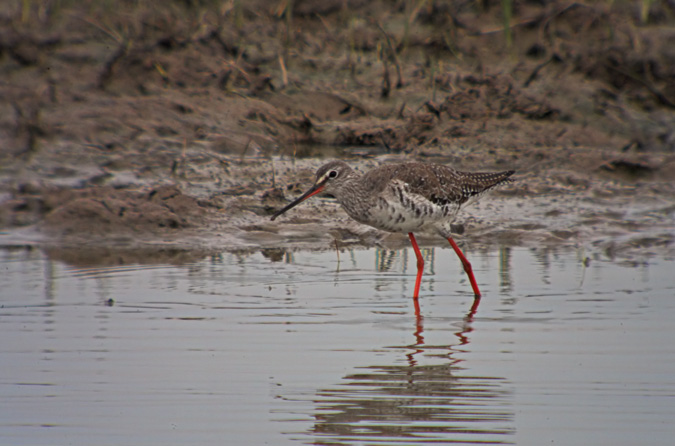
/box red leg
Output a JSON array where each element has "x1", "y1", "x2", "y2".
[
  {"x1": 469, "y1": 295, "x2": 481, "y2": 313},
  {"x1": 408, "y1": 233, "x2": 424, "y2": 305},
  {"x1": 446, "y1": 237, "x2": 482, "y2": 298}
]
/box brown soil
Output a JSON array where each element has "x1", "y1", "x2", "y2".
[{"x1": 1, "y1": 0, "x2": 674, "y2": 261}]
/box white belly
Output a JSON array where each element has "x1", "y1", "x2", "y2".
[{"x1": 344, "y1": 195, "x2": 459, "y2": 234}]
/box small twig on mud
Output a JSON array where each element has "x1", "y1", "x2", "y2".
[
  {"x1": 221, "y1": 52, "x2": 250, "y2": 91},
  {"x1": 200, "y1": 151, "x2": 231, "y2": 170},
  {"x1": 422, "y1": 101, "x2": 441, "y2": 119},
  {"x1": 98, "y1": 40, "x2": 130, "y2": 90},
  {"x1": 381, "y1": 49, "x2": 391, "y2": 98},
  {"x1": 278, "y1": 0, "x2": 293, "y2": 60},
  {"x1": 271, "y1": 159, "x2": 277, "y2": 188},
  {"x1": 374, "y1": 21, "x2": 404, "y2": 88},
  {"x1": 541, "y1": 2, "x2": 595, "y2": 36},
  {"x1": 12, "y1": 101, "x2": 42, "y2": 157},
  {"x1": 240, "y1": 138, "x2": 252, "y2": 161},
  {"x1": 502, "y1": 0, "x2": 513, "y2": 48},
  {"x1": 430, "y1": 57, "x2": 437, "y2": 101},
  {"x1": 471, "y1": 15, "x2": 542, "y2": 36},
  {"x1": 380, "y1": 132, "x2": 393, "y2": 153},
  {"x1": 398, "y1": 102, "x2": 406, "y2": 119},
  {"x1": 154, "y1": 62, "x2": 169, "y2": 84},
  {"x1": 604, "y1": 63, "x2": 675, "y2": 109},
  {"x1": 229, "y1": 55, "x2": 252, "y2": 83},
  {"x1": 278, "y1": 55, "x2": 288, "y2": 88},
  {"x1": 206, "y1": 27, "x2": 240, "y2": 58},
  {"x1": 539, "y1": 2, "x2": 599, "y2": 49},
  {"x1": 523, "y1": 54, "x2": 559, "y2": 87},
  {"x1": 316, "y1": 13, "x2": 332, "y2": 36},
  {"x1": 171, "y1": 139, "x2": 189, "y2": 177},
  {"x1": 330, "y1": 93, "x2": 368, "y2": 116},
  {"x1": 68, "y1": 12, "x2": 124, "y2": 44}
]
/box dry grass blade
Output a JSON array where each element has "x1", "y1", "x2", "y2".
[{"x1": 374, "y1": 21, "x2": 404, "y2": 88}]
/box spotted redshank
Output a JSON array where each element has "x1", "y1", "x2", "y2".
[{"x1": 271, "y1": 160, "x2": 514, "y2": 310}]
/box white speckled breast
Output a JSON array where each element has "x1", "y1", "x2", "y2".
[{"x1": 339, "y1": 180, "x2": 460, "y2": 234}]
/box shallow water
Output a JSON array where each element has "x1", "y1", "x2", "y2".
[{"x1": 1, "y1": 245, "x2": 674, "y2": 446}]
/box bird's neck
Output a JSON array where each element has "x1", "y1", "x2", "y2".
[{"x1": 332, "y1": 173, "x2": 371, "y2": 215}]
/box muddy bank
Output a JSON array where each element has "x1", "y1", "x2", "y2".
[{"x1": 1, "y1": 1, "x2": 674, "y2": 260}]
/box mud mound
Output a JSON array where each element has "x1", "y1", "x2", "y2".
[{"x1": 2, "y1": 185, "x2": 205, "y2": 236}]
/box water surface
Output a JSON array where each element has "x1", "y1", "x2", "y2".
[{"x1": 1, "y1": 245, "x2": 674, "y2": 445}]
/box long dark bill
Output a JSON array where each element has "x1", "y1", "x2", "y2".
[{"x1": 270, "y1": 183, "x2": 325, "y2": 221}]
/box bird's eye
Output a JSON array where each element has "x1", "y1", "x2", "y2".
[{"x1": 328, "y1": 170, "x2": 338, "y2": 179}]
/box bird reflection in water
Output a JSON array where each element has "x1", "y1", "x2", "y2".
[{"x1": 308, "y1": 294, "x2": 513, "y2": 444}]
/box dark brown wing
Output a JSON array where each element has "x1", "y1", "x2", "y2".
[
  {"x1": 454, "y1": 170, "x2": 515, "y2": 204},
  {"x1": 362, "y1": 162, "x2": 514, "y2": 206}
]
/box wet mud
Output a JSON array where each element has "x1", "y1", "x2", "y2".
[{"x1": 1, "y1": 1, "x2": 674, "y2": 260}]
